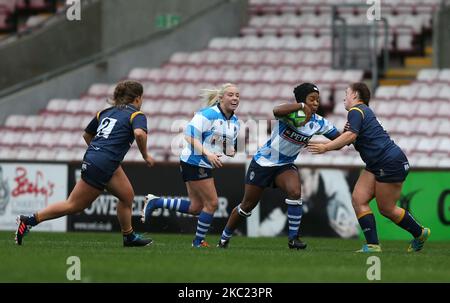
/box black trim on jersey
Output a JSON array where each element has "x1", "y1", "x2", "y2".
[{"x1": 217, "y1": 104, "x2": 235, "y2": 121}]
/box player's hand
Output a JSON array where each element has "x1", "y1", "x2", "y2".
[
  {"x1": 205, "y1": 151, "x2": 223, "y2": 168},
  {"x1": 143, "y1": 154, "x2": 155, "y2": 167},
  {"x1": 225, "y1": 150, "x2": 236, "y2": 157},
  {"x1": 307, "y1": 142, "x2": 328, "y2": 154}
]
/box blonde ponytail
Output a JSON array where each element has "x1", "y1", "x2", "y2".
[{"x1": 200, "y1": 83, "x2": 236, "y2": 107}]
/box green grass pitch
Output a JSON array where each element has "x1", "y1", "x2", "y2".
[{"x1": 1, "y1": 231, "x2": 449, "y2": 283}]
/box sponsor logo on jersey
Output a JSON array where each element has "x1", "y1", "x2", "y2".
[{"x1": 281, "y1": 128, "x2": 310, "y2": 145}]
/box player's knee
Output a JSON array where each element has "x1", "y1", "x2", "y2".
[
  {"x1": 68, "y1": 202, "x2": 84, "y2": 214},
  {"x1": 204, "y1": 200, "x2": 218, "y2": 213},
  {"x1": 189, "y1": 203, "x2": 203, "y2": 215},
  {"x1": 378, "y1": 206, "x2": 395, "y2": 219},
  {"x1": 286, "y1": 188, "x2": 301, "y2": 200},
  {"x1": 237, "y1": 203, "x2": 252, "y2": 218}
]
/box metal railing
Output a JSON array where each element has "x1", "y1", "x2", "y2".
[{"x1": 331, "y1": 4, "x2": 389, "y2": 91}]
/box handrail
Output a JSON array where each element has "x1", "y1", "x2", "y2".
[
  {"x1": 331, "y1": 5, "x2": 347, "y2": 69},
  {"x1": 0, "y1": 0, "x2": 226, "y2": 101}
]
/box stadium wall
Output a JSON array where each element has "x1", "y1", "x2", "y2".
[
  {"x1": 433, "y1": 5, "x2": 450, "y2": 68},
  {"x1": 0, "y1": 0, "x2": 248, "y2": 124}
]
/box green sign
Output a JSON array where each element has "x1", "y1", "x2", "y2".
[
  {"x1": 360, "y1": 171, "x2": 450, "y2": 241},
  {"x1": 155, "y1": 14, "x2": 180, "y2": 29}
]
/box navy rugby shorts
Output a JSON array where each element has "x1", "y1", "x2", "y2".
[
  {"x1": 245, "y1": 159, "x2": 298, "y2": 188},
  {"x1": 180, "y1": 161, "x2": 213, "y2": 182},
  {"x1": 81, "y1": 160, "x2": 114, "y2": 190},
  {"x1": 366, "y1": 151, "x2": 410, "y2": 183}
]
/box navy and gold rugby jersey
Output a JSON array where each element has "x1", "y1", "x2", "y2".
[
  {"x1": 346, "y1": 103, "x2": 404, "y2": 168},
  {"x1": 84, "y1": 104, "x2": 147, "y2": 170}
]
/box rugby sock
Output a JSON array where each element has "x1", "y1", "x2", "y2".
[
  {"x1": 286, "y1": 199, "x2": 303, "y2": 240},
  {"x1": 23, "y1": 213, "x2": 38, "y2": 226},
  {"x1": 287, "y1": 204, "x2": 303, "y2": 240},
  {"x1": 153, "y1": 197, "x2": 190, "y2": 213},
  {"x1": 357, "y1": 212, "x2": 379, "y2": 245},
  {"x1": 193, "y1": 211, "x2": 213, "y2": 246},
  {"x1": 395, "y1": 208, "x2": 422, "y2": 238},
  {"x1": 220, "y1": 226, "x2": 234, "y2": 243},
  {"x1": 123, "y1": 229, "x2": 136, "y2": 242}
]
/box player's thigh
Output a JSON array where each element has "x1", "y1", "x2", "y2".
[
  {"x1": 374, "y1": 181, "x2": 403, "y2": 212},
  {"x1": 106, "y1": 166, "x2": 134, "y2": 204},
  {"x1": 240, "y1": 184, "x2": 265, "y2": 211},
  {"x1": 67, "y1": 179, "x2": 102, "y2": 210},
  {"x1": 352, "y1": 170, "x2": 376, "y2": 205},
  {"x1": 274, "y1": 168, "x2": 301, "y2": 199},
  {"x1": 187, "y1": 178, "x2": 218, "y2": 207}
]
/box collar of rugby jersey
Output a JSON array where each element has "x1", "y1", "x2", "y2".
[{"x1": 216, "y1": 103, "x2": 234, "y2": 120}]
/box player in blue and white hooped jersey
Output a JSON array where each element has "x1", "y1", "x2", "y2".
[
  {"x1": 218, "y1": 83, "x2": 340, "y2": 250},
  {"x1": 142, "y1": 83, "x2": 240, "y2": 248},
  {"x1": 309, "y1": 82, "x2": 430, "y2": 253},
  {"x1": 15, "y1": 81, "x2": 155, "y2": 247}
]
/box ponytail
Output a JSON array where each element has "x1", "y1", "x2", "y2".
[{"x1": 200, "y1": 83, "x2": 236, "y2": 107}]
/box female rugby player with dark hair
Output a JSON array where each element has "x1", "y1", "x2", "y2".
[{"x1": 309, "y1": 82, "x2": 430, "y2": 252}]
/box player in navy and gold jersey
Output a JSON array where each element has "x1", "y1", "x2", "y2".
[
  {"x1": 15, "y1": 80, "x2": 155, "y2": 247},
  {"x1": 309, "y1": 82, "x2": 430, "y2": 253},
  {"x1": 142, "y1": 83, "x2": 240, "y2": 248},
  {"x1": 217, "y1": 83, "x2": 340, "y2": 250}
]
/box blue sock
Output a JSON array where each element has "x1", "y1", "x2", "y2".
[
  {"x1": 358, "y1": 213, "x2": 379, "y2": 245},
  {"x1": 193, "y1": 211, "x2": 214, "y2": 246},
  {"x1": 396, "y1": 209, "x2": 422, "y2": 238},
  {"x1": 154, "y1": 197, "x2": 190, "y2": 213},
  {"x1": 287, "y1": 204, "x2": 303, "y2": 240},
  {"x1": 220, "y1": 226, "x2": 234, "y2": 243}
]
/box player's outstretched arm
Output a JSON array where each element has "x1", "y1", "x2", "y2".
[
  {"x1": 134, "y1": 128, "x2": 155, "y2": 167},
  {"x1": 308, "y1": 131, "x2": 356, "y2": 154}
]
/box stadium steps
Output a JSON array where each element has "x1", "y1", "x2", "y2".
[
  {"x1": 380, "y1": 46, "x2": 433, "y2": 86},
  {"x1": 381, "y1": 68, "x2": 417, "y2": 86},
  {"x1": 379, "y1": 78, "x2": 414, "y2": 86}
]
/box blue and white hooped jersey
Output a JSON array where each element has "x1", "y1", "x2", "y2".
[
  {"x1": 254, "y1": 113, "x2": 338, "y2": 167},
  {"x1": 180, "y1": 104, "x2": 240, "y2": 169}
]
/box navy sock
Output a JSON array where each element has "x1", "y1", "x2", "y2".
[
  {"x1": 24, "y1": 214, "x2": 38, "y2": 226},
  {"x1": 358, "y1": 213, "x2": 379, "y2": 245},
  {"x1": 123, "y1": 231, "x2": 136, "y2": 242},
  {"x1": 396, "y1": 209, "x2": 422, "y2": 238},
  {"x1": 287, "y1": 204, "x2": 303, "y2": 240}
]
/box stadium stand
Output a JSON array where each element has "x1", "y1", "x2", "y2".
[{"x1": 0, "y1": 0, "x2": 61, "y2": 36}]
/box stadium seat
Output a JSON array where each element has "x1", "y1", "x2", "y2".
[
  {"x1": 438, "y1": 69, "x2": 450, "y2": 83},
  {"x1": 416, "y1": 69, "x2": 440, "y2": 83}
]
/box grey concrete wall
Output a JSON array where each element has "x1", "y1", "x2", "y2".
[
  {"x1": 0, "y1": 0, "x2": 102, "y2": 90},
  {"x1": 0, "y1": 0, "x2": 248, "y2": 92},
  {"x1": 0, "y1": 0, "x2": 248, "y2": 124},
  {"x1": 100, "y1": 0, "x2": 224, "y2": 51},
  {"x1": 433, "y1": 6, "x2": 450, "y2": 68}
]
